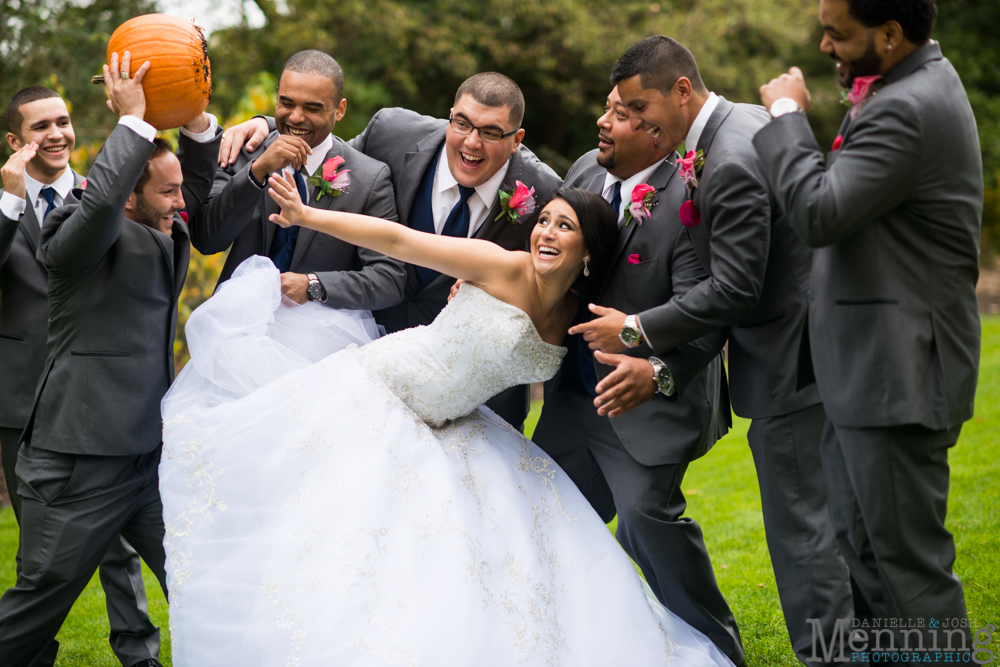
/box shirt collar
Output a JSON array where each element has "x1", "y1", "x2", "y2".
[
  {"x1": 24, "y1": 168, "x2": 75, "y2": 206},
  {"x1": 684, "y1": 91, "x2": 719, "y2": 155},
  {"x1": 435, "y1": 146, "x2": 511, "y2": 209},
  {"x1": 304, "y1": 133, "x2": 334, "y2": 177}
]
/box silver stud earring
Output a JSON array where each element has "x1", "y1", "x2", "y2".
[{"x1": 583, "y1": 258, "x2": 591, "y2": 277}]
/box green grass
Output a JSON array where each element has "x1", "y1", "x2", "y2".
[{"x1": 3, "y1": 320, "x2": 999, "y2": 666}]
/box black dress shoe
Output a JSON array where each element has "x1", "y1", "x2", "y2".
[{"x1": 129, "y1": 660, "x2": 164, "y2": 667}]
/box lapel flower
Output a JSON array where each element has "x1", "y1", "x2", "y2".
[
  {"x1": 494, "y1": 180, "x2": 536, "y2": 223},
  {"x1": 79, "y1": 178, "x2": 88, "y2": 190},
  {"x1": 677, "y1": 149, "x2": 705, "y2": 194},
  {"x1": 623, "y1": 183, "x2": 656, "y2": 227},
  {"x1": 308, "y1": 155, "x2": 351, "y2": 201},
  {"x1": 679, "y1": 200, "x2": 701, "y2": 228},
  {"x1": 831, "y1": 135, "x2": 843, "y2": 151},
  {"x1": 841, "y1": 75, "x2": 883, "y2": 120},
  {"x1": 179, "y1": 211, "x2": 189, "y2": 223}
]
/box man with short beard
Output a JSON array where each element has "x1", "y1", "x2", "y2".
[
  {"x1": 0, "y1": 86, "x2": 161, "y2": 667},
  {"x1": 0, "y1": 52, "x2": 221, "y2": 666},
  {"x1": 757, "y1": 0, "x2": 981, "y2": 653}
]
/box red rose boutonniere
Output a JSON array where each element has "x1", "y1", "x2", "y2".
[
  {"x1": 831, "y1": 135, "x2": 843, "y2": 151},
  {"x1": 308, "y1": 156, "x2": 351, "y2": 201},
  {"x1": 495, "y1": 180, "x2": 537, "y2": 223},
  {"x1": 679, "y1": 200, "x2": 701, "y2": 228},
  {"x1": 677, "y1": 149, "x2": 705, "y2": 195},
  {"x1": 841, "y1": 75, "x2": 884, "y2": 120},
  {"x1": 623, "y1": 183, "x2": 656, "y2": 227}
]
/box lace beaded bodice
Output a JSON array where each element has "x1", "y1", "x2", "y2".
[{"x1": 357, "y1": 284, "x2": 566, "y2": 427}]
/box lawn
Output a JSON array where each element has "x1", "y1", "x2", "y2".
[{"x1": 2, "y1": 318, "x2": 998, "y2": 666}]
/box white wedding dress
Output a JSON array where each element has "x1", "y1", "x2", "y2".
[{"x1": 160, "y1": 256, "x2": 733, "y2": 667}]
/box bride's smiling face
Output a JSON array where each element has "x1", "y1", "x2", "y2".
[{"x1": 530, "y1": 199, "x2": 589, "y2": 280}]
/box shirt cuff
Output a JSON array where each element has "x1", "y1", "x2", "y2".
[
  {"x1": 179, "y1": 113, "x2": 219, "y2": 143},
  {"x1": 0, "y1": 191, "x2": 27, "y2": 221},
  {"x1": 247, "y1": 161, "x2": 266, "y2": 189},
  {"x1": 118, "y1": 115, "x2": 157, "y2": 142},
  {"x1": 635, "y1": 314, "x2": 652, "y2": 349}
]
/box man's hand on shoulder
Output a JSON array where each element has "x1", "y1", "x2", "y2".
[
  {"x1": 1, "y1": 143, "x2": 38, "y2": 199},
  {"x1": 280, "y1": 271, "x2": 310, "y2": 304},
  {"x1": 592, "y1": 351, "x2": 657, "y2": 418},
  {"x1": 221, "y1": 117, "x2": 272, "y2": 167},
  {"x1": 250, "y1": 135, "x2": 312, "y2": 185},
  {"x1": 103, "y1": 50, "x2": 151, "y2": 120}
]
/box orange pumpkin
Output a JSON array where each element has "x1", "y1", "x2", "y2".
[{"x1": 107, "y1": 14, "x2": 212, "y2": 130}]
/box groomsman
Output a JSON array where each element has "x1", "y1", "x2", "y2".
[
  {"x1": 756, "y1": 0, "x2": 980, "y2": 652},
  {"x1": 0, "y1": 54, "x2": 221, "y2": 667},
  {"x1": 0, "y1": 86, "x2": 159, "y2": 666},
  {"x1": 222, "y1": 72, "x2": 562, "y2": 429},
  {"x1": 580, "y1": 37, "x2": 852, "y2": 666},
  {"x1": 533, "y1": 86, "x2": 740, "y2": 664},
  {"x1": 191, "y1": 50, "x2": 405, "y2": 311}
]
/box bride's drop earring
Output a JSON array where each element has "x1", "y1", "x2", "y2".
[{"x1": 583, "y1": 257, "x2": 591, "y2": 277}]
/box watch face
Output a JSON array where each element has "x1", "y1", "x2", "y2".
[
  {"x1": 621, "y1": 327, "x2": 640, "y2": 346},
  {"x1": 307, "y1": 281, "x2": 323, "y2": 300}
]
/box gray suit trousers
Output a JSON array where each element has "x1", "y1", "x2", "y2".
[
  {"x1": 0, "y1": 428, "x2": 158, "y2": 667},
  {"x1": 0, "y1": 443, "x2": 167, "y2": 667},
  {"x1": 747, "y1": 405, "x2": 852, "y2": 666},
  {"x1": 821, "y1": 420, "x2": 970, "y2": 657},
  {"x1": 532, "y1": 389, "x2": 743, "y2": 665}
]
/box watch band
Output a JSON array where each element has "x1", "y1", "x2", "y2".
[
  {"x1": 769, "y1": 97, "x2": 803, "y2": 118},
  {"x1": 648, "y1": 357, "x2": 676, "y2": 397},
  {"x1": 306, "y1": 273, "x2": 326, "y2": 301}
]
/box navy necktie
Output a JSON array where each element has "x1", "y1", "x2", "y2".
[
  {"x1": 268, "y1": 170, "x2": 306, "y2": 272},
  {"x1": 610, "y1": 181, "x2": 622, "y2": 223},
  {"x1": 40, "y1": 187, "x2": 56, "y2": 221},
  {"x1": 415, "y1": 184, "x2": 476, "y2": 288}
]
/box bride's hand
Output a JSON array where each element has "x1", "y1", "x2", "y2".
[{"x1": 268, "y1": 173, "x2": 305, "y2": 228}]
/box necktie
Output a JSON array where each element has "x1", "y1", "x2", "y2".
[
  {"x1": 610, "y1": 181, "x2": 622, "y2": 223},
  {"x1": 416, "y1": 185, "x2": 476, "y2": 288},
  {"x1": 40, "y1": 187, "x2": 56, "y2": 221},
  {"x1": 294, "y1": 170, "x2": 309, "y2": 205},
  {"x1": 268, "y1": 170, "x2": 306, "y2": 272}
]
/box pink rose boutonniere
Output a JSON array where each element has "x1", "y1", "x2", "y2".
[
  {"x1": 679, "y1": 200, "x2": 701, "y2": 229},
  {"x1": 841, "y1": 75, "x2": 883, "y2": 120},
  {"x1": 831, "y1": 135, "x2": 843, "y2": 151},
  {"x1": 495, "y1": 180, "x2": 536, "y2": 223},
  {"x1": 677, "y1": 149, "x2": 705, "y2": 195},
  {"x1": 309, "y1": 156, "x2": 351, "y2": 201},
  {"x1": 79, "y1": 178, "x2": 88, "y2": 190},
  {"x1": 623, "y1": 183, "x2": 656, "y2": 227}
]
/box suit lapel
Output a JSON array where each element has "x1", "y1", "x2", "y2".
[
  {"x1": 398, "y1": 131, "x2": 445, "y2": 224},
  {"x1": 171, "y1": 222, "x2": 190, "y2": 296},
  {"x1": 18, "y1": 203, "x2": 40, "y2": 254},
  {"x1": 289, "y1": 139, "x2": 350, "y2": 272},
  {"x1": 696, "y1": 97, "x2": 735, "y2": 156},
  {"x1": 475, "y1": 152, "x2": 521, "y2": 243},
  {"x1": 686, "y1": 99, "x2": 734, "y2": 274}
]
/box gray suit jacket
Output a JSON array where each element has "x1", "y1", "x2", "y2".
[
  {"x1": 754, "y1": 42, "x2": 982, "y2": 430},
  {"x1": 552, "y1": 151, "x2": 729, "y2": 465},
  {"x1": 0, "y1": 170, "x2": 84, "y2": 429},
  {"x1": 640, "y1": 98, "x2": 821, "y2": 420},
  {"x1": 347, "y1": 107, "x2": 563, "y2": 333},
  {"x1": 26, "y1": 123, "x2": 222, "y2": 455},
  {"x1": 190, "y1": 131, "x2": 406, "y2": 310}
]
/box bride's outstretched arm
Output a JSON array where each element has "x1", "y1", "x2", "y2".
[{"x1": 268, "y1": 173, "x2": 523, "y2": 286}]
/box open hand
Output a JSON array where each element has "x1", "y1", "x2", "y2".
[
  {"x1": 592, "y1": 351, "x2": 657, "y2": 417},
  {"x1": 1, "y1": 142, "x2": 39, "y2": 199},
  {"x1": 103, "y1": 51, "x2": 151, "y2": 119},
  {"x1": 759, "y1": 67, "x2": 811, "y2": 113},
  {"x1": 251, "y1": 135, "x2": 311, "y2": 184},
  {"x1": 267, "y1": 172, "x2": 306, "y2": 228},
  {"x1": 220, "y1": 116, "x2": 271, "y2": 167},
  {"x1": 567, "y1": 304, "x2": 629, "y2": 353}
]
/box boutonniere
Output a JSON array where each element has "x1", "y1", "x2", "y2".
[
  {"x1": 494, "y1": 180, "x2": 536, "y2": 223},
  {"x1": 79, "y1": 178, "x2": 88, "y2": 190},
  {"x1": 623, "y1": 183, "x2": 656, "y2": 227},
  {"x1": 677, "y1": 149, "x2": 705, "y2": 195},
  {"x1": 831, "y1": 135, "x2": 844, "y2": 151},
  {"x1": 841, "y1": 75, "x2": 884, "y2": 120},
  {"x1": 308, "y1": 156, "x2": 351, "y2": 201},
  {"x1": 679, "y1": 200, "x2": 701, "y2": 228}
]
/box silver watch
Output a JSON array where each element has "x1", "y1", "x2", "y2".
[
  {"x1": 306, "y1": 273, "x2": 326, "y2": 301},
  {"x1": 769, "y1": 97, "x2": 803, "y2": 118},
  {"x1": 648, "y1": 357, "x2": 676, "y2": 396},
  {"x1": 619, "y1": 314, "x2": 643, "y2": 348}
]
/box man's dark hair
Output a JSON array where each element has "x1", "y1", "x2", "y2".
[
  {"x1": 454, "y1": 72, "x2": 525, "y2": 128},
  {"x1": 134, "y1": 137, "x2": 175, "y2": 195},
  {"x1": 610, "y1": 36, "x2": 708, "y2": 96},
  {"x1": 279, "y1": 50, "x2": 345, "y2": 103},
  {"x1": 844, "y1": 0, "x2": 937, "y2": 43},
  {"x1": 6, "y1": 86, "x2": 61, "y2": 138}
]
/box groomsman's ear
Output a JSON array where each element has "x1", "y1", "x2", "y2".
[
  {"x1": 334, "y1": 98, "x2": 348, "y2": 123},
  {"x1": 509, "y1": 128, "x2": 525, "y2": 155}
]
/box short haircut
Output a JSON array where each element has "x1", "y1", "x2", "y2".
[
  {"x1": 454, "y1": 72, "x2": 525, "y2": 128},
  {"x1": 134, "y1": 137, "x2": 175, "y2": 195},
  {"x1": 610, "y1": 36, "x2": 708, "y2": 96},
  {"x1": 279, "y1": 50, "x2": 345, "y2": 103},
  {"x1": 844, "y1": 0, "x2": 937, "y2": 43},
  {"x1": 6, "y1": 86, "x2": 61, "y2": 138}
]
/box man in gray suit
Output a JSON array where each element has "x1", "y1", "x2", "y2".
[
  {"x1": 756, "y1": 0, "x2": 980, "y2": 652},
  {"x1": 223, "y1": 73, "x2": 560, "y2": 428},
  {"x1": 580, "y1": 37, "x2": 852, "y2": 666},
  {"x1": 532, "y1": 85, "x2": 740, "y2": 664},
  {"x1": 0, "y1": 86, "x2": 159, "y2": 666},
  {"x1": 191, "y1": 50, "x2": 405, "y2": 311},
  {"x1": 0, "y1": 54, "x2": 221, "y2": 667}
]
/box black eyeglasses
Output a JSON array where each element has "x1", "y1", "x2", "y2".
[{"x1": 448, "y1": 115, "x2": 519, "y2": 143}]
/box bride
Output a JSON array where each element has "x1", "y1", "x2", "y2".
[{"x1": 159, "y1": 175, "x2": 734, "y2": 667}]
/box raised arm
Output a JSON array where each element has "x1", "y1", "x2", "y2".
[{"x1": 267, "y1": 172, "x2": 521, "y2": 286}]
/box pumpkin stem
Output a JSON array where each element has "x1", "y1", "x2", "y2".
[{"x1": 91, "y1": 75, "x2": 105, "y2": 84}]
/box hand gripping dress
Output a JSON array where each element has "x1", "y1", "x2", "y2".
[{"x1": 159, "y1": 257, "x2": 733, "y2": 667}]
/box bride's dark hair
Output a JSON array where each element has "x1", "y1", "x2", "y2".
[{"x1": 545, "y1": 187, "x2": 618, "y2": 297}]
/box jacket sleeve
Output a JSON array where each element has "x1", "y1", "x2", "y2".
[{"x1": 176, "y1": 125, "x2": 224, "y2": 225}]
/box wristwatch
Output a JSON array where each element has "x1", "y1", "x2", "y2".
[
  {"x1": 648, "y1": 357, "x2": 676, "y2": 396},
  {"x1": 306, "y1": 273, "x2": 326, "y2": 301},
  {"x1": 769, "y1": 97, "x2": 803, "y2": 118},
  {"x1": 619, "y1": 314, "x2": 643, "y2": 348}
]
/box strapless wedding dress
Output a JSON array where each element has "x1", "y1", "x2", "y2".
[{"x1": 159, "y1": 256, "x2": 733, "y2": 667}]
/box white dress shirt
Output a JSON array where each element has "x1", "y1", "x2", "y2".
[
  {"x1": 601, "y1": 156, "x2": 671, "y2": 228},
  {"x1": 683, "y1": 92, "x2": 719, "y2": 155},
  {"x1": 431, "y1": 148, "x2": 510, "y2": 238}
]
